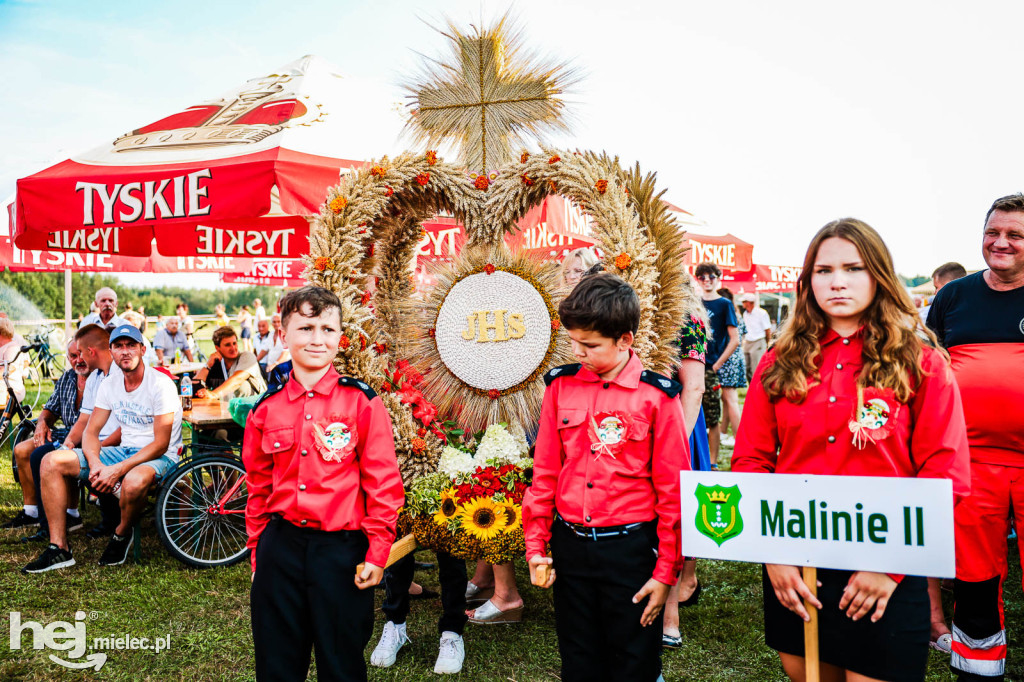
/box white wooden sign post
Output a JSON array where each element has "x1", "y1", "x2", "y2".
[{"x1": 681, "y1": 471, "x2": 955, "y2": 682}]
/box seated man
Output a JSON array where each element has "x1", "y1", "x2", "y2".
[
  {"x1": 2, "y1": 340, "x2": 89, "y2": 532},
  {"x1": 194, "y1": 326, "x2": 267, "y2": 399},
  {"x1": 152, "y1": 315, "x2": 193, "y2": 365},
  {"x1": 0, "y1": 317, "x2": 29, "y2": 408},
  {"x1": 22, "y1": 324, "x2": 183, "y2": 573}
]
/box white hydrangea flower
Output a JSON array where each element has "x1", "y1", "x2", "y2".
[
  {"x1": 438, "y1": 445, "x2": 479, "y2": 477},
  {"x1": 475, "y1": 424, "x2": 526, "y2": 464}
]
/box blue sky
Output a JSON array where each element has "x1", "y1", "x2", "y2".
[{"x1": 2, "y1": 0, "x2": 1022, "y2": 287}]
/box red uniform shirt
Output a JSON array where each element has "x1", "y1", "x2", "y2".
[
  {"x1": 732, "y1": 329, "x2": 971, "y2": 500},
  {"x1": 523, "y1": 351, "x2": 691, "y2": 585},
  {"x1": 243, "y1": 369, "x2": 405, "y2": 571}
]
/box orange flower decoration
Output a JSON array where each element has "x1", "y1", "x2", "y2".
[
  {"x1": 417, "y1": 428, "x2": 427, "y2": 437},
  {"x1": 474, "y1": 175, "x2": 489, "y2": 190},
  {"x1": 361, "y1": 290, "x2": 371, "y2": 306},
  {"x1": 548, "y1": 155, "x2": 560, "y2": 164},
  {"x1": 382, "y1": 381, "x2": 393, "y2": 392},
  {"x1": 428, "y1": 328, "x2": 436, "y2": 338},
  {"x1": 520, "y1": 152, "x2": 529, "y2": 163},
  {"x1": 595, "y1": 179, "x2": 608, "y2": 195},
  {"x1": 522, "y1": 173, "x2": 534, "y2": 186},
  {"x1": 549, "y1": 180, "x2": 557, "y2": 192},
  {"x1": 551, "y1": 320, "x2": 561, "y2": 331},
  {"x1": 484, "y1": 263, "x2": 496, "y2": 275},
  {"x1": 415, "y1": 173, "x2": 430, "y2": 186},
  {"x1": 367, "y1": 243, "x2": 375, "y2": 257},
  {"x1": 370, "y1": 166, "x2": 386, "y2": 178},
  {"x1": 425, "y1": 150, "x2": 438, "y2": 165},
  {"x1": 314, "y1": 257, "x2": 332, "y2": 271},
  {"x1": 340, "y1": 335, "x2": 351, "y2": 350},
  {"x1": 385, "y1": 186, "x2": 394, "y2": 197},
  {"x1": 360, "y1": 335, "x2": 368, "y2": 351},
  {"x1": 412, "y1": 437, "x2": 427, "y2": 454},
  {"x1": 487, "y1": 389, "x2": 500, "y2": 400},
  {"x1": 615, "y1": 253, "x2": 632, "y2": 270},
  {"x1": 374, "y1": 342, "x2": 388, "y2": 354},
  {"x1": 329, "y1": 197, "x2": 347, "y2": 213}
]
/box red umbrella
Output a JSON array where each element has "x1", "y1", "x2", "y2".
[{"x1": 12, "y1": 55, "x2": 363, "y2": 260}]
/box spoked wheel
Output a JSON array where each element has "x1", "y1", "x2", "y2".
[
  {"x1": 23, "y1": 366, "x2": 42, "y2": 409},
  {"x1": 8, "y1": 419, "x2": 35, "y2": 483},
  {"x1": 155, "y1": 455, "x2": 249, "y2": 568}
]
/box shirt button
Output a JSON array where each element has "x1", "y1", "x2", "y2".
[
  {"x1": 562, "y1": 418, "x2": 569, "y2": 424},
  {"x1": 299, "y1": 484, "x2": 306, "y2": 491},
  {"x1": 307, "y1": 392, "x2": 314, "y2": 398},
  {"x1": 602, "y1": 382, "x2": 610, "y2": 389},
  {"x1": 836, "y1": 363, "x2": 843, "y2": 370},
  {"x1": 828, "y1": 397, "x2": 836, "y2": 403},
  {"x1": 306, "y1": 414, "x2": 312, "y2": 420},
  {"x1": 273, "y1": 442, "x2": 281, "y2": 448},
  {"x1": 585, "y1": 515, "x2": 592, "y2": 522},
  {"x1": 828, "y1": 436, "x2": 836, "y2": 443},
  {"x1": 587, "y1": 482, "x2": 593, "y2": 488},
  {"x1": 301, "y1": 449, "x2": 308, "y2": 456},
  {"x1": 300, "y1": 519, "x2": 308, "y2": 526},
  {"x1": 842, "y1": 338, "x2": 850, "y2": 345}
]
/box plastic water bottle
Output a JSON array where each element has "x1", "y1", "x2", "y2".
[
  {"x1": 180, "y1": 373, "x2": 193, "y2": 411},
  {"x1": 174, "y1": 347, "x2": 182, "y2": 365}
]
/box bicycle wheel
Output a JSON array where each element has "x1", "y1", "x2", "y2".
[
  {"x1": 8, "y1": 419, "x2": 34, "y2": 484},
  {"x1": 155, "y1": 455, "x2": 249, "y2": 568},
  {"x1": 22, "y1": 367, "x2": 42, "y2": 410},
  {"x1": 46, "y1": 350, "x2": 65, "y2": 378}
]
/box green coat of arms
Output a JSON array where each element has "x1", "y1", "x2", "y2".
[{"x1": 694, "y1": 483, "x2": 743, "y2": 546}]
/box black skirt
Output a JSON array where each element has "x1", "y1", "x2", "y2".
[{"x1": 761, "y1": 567, "x2": 929, "y2": 682}]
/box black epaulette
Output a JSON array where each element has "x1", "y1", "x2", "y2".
[
  {"x1": 639, "y1": 370, "x2": 682, "y2": 398},
  {"x1": 339, "y1": 376, "x2": 377, "y2": 400},
  {"x1": 543, "y1": 363, "x2": 582, "y2": 386},
  {"x1": 251, "y1": 381, "x2": 287, "y2": 414}
]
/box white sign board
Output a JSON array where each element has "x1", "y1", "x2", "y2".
[{"x1": 680, "y1": 471, "x2": 955, "y2": 578}]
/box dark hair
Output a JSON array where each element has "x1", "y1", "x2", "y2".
[
  {"x1": 279, "y1": 286, "x2": 342, "y2": 328},
  {"x1": 985, "y1": 193, "x2": 1024, "y2": 225},
  {"x1": 716, "y1": 287, "x2": 734, "y2": 302},
  {"x1": 583, "y1": 263, "x2": 605, "y2": 277},
  {"x1": 212, "y1": 326, "x2": 237, "y2": 347},
  {"x1": 176, "y1": 303, "x2": 188, "y2": 312},
  {"x1": 557, "y1": 273, "x2": 639, "y2": 339},
  {"x1": 694, "y1": 262, "x2": 722, "y2": 279},
  {"x1": 74, "y1": 323, "x2": 110, "y2": 350},
  {"x1": 931, "y1": 262, "x2": 967, "y2": 284}
]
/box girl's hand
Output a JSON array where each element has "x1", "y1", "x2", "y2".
[
  {"x1": 839, "y1": 571, "x2": 897, "y2": 622},
  {"x1": 765, "y1": 564, "x2": 822, "y2": 622}
]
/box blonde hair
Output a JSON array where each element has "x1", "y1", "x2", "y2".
[
  {"x1": 680, "y1": 273, "x2": 709, "y2": 331},
  {"x1": 762, "y1": 218, "x2": 944, "y2": 403},
  {"x1": 561, "y1": 247, "x2": 599, "y2": 285}
]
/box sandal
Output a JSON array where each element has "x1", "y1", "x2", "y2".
[
  {"x1": 465, "y1": 581, "x2": 494, "y2": 606},
  {"x1": 662, "y1": 632, "x2": 682, "y2": 649},
  {"x1": 467, "y1": 599, "x2": 523, "y2": 624},
  {"x1": 929, "y1": 633, "x2": 952, "y2": 654}
]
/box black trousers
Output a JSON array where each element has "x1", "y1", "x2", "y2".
[
  {"x1": 550, "y1": 520, "x2": 662, "y2": 682},
  {"x1": 250, "y1": 517, "x2": 374, "y2": 682},
  {"x1": 382, "y1": 550, "x2": 468, "y2": 635}
]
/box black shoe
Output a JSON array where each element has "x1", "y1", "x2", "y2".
[
  {"x1": 66, "y1": 513, "x2": 83, "y2": 533},
  {"x1": 1, "y1": 510, "x2": 40, "y2": 529},
  {"x1": 86, "y1": 523, "x2": 116, "y2": 539},
  {"x1": 22, "y1": 543, "x2": 75, "y2": 574},
  {"x1": 680, "y1": 580, "x2": 702, "y2": 607},
  {"x1": 19, "y1": 529, "x2": 48, "y2": 544},
  {"x1": 98, "y1": 529, "x2": 133, "y2": 566}
]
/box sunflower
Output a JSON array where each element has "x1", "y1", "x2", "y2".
[
  {"x1": 461, "y1": 497, "x2": 508, "y2": 541},
  {"x1": 499, "y1": 503, "x2": 522, "y2": 532},
  {"x1": 433, "y1": 488, "x2": 463, "y2": 526}
]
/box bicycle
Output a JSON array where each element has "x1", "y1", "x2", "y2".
[
  {"x1": 154, "y1": 443, "x2": 249, "y2": 568},
  {"x1": 186, "y1": 321, "x2": 212, "y2": 365},
  {"x1": 25, "y1": 324, "x2": 65, "y2": 381},
  {"x1": 1, "y1": 347, "x2": 37, "y2": 481}
]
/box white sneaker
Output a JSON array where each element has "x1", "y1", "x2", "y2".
[
  {"x1": 370, "y1": 621, "x2": 409, "y2": 668},
  {"x1": 433, "y1": 631, "x2": 465, "y2": 674}
]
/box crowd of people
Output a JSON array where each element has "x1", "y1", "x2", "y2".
[{"x1": 1, "y1": 192, "x2": 1022, "y2": 682}]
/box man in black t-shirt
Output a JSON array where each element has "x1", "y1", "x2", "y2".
[{"x1": 694, "y1": 262, "x2": 739, "y2": 464}]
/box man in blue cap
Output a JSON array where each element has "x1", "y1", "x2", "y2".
[{"x1": 22, "y1": 324, "x2": 183, "y2": 573}]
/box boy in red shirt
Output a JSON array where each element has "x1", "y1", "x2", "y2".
[
  {"x1": 524, "y1": 273, "x2": 690, "y2": 682},
  {"x1": 244, "y1": 286, "x2": 405, "y2": 682}
]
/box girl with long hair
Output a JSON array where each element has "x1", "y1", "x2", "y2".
[{"x1": 732, "y1": 218, "x2": 970, "y2": 682}]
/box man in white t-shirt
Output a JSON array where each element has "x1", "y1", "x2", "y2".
[
  {"x1": 79, "y1": 287, "x2": 128, "y2": 331},
  {"x1": 0, "y1": 317, "x2": 29, "y2": 407},
  {"x1": 740, "y1": 293, "x2": 772, "y2": 382},
  {"x1": 253, "y1": 298, "x2": 267, "y2": 325},
  {"x1": 252, "y1": 318, "x2": 275, "y2": 376},
  {"x1": 23, "y1": 324, "x2": 182, "y2": 573}
]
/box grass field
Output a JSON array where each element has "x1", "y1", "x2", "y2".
[{"x1": 1, "y1": 385, "x2": 1022, "y2": 680}]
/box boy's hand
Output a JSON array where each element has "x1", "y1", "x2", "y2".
[
  {"x1": 633, "y1": 578, "x2": 671, "y2": 627},
  {"x1": 528, "y1": 555, "x2": 555, "y2": 588},
  {"x1": 839, "y1": 571, "x2": 897, "y2": 622},
  {"x1": 355, "y1": 562, "x2": 383, "y2": 589},
  {"x1": 251, "y1": 572, "x2": 255, "y2": 584}
]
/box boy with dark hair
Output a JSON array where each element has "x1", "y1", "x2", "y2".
[
  {"x1": 524, "y1": 273, "x2": 690, "y2": 682},
  {"x1": 244, "y1": 285, "x2": 405, "y2": 682}
]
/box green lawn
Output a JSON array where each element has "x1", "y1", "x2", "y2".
[{"x1": 1, "y1": 390, "x2": 1022, "y2": 680}]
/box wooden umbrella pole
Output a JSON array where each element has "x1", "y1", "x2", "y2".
[
  {"x1": 356, "y1": 533, "x2": 418, "y2": 575},
  {"x1": 803, "y1": 566, "x2": 820, "y2": 682}
]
